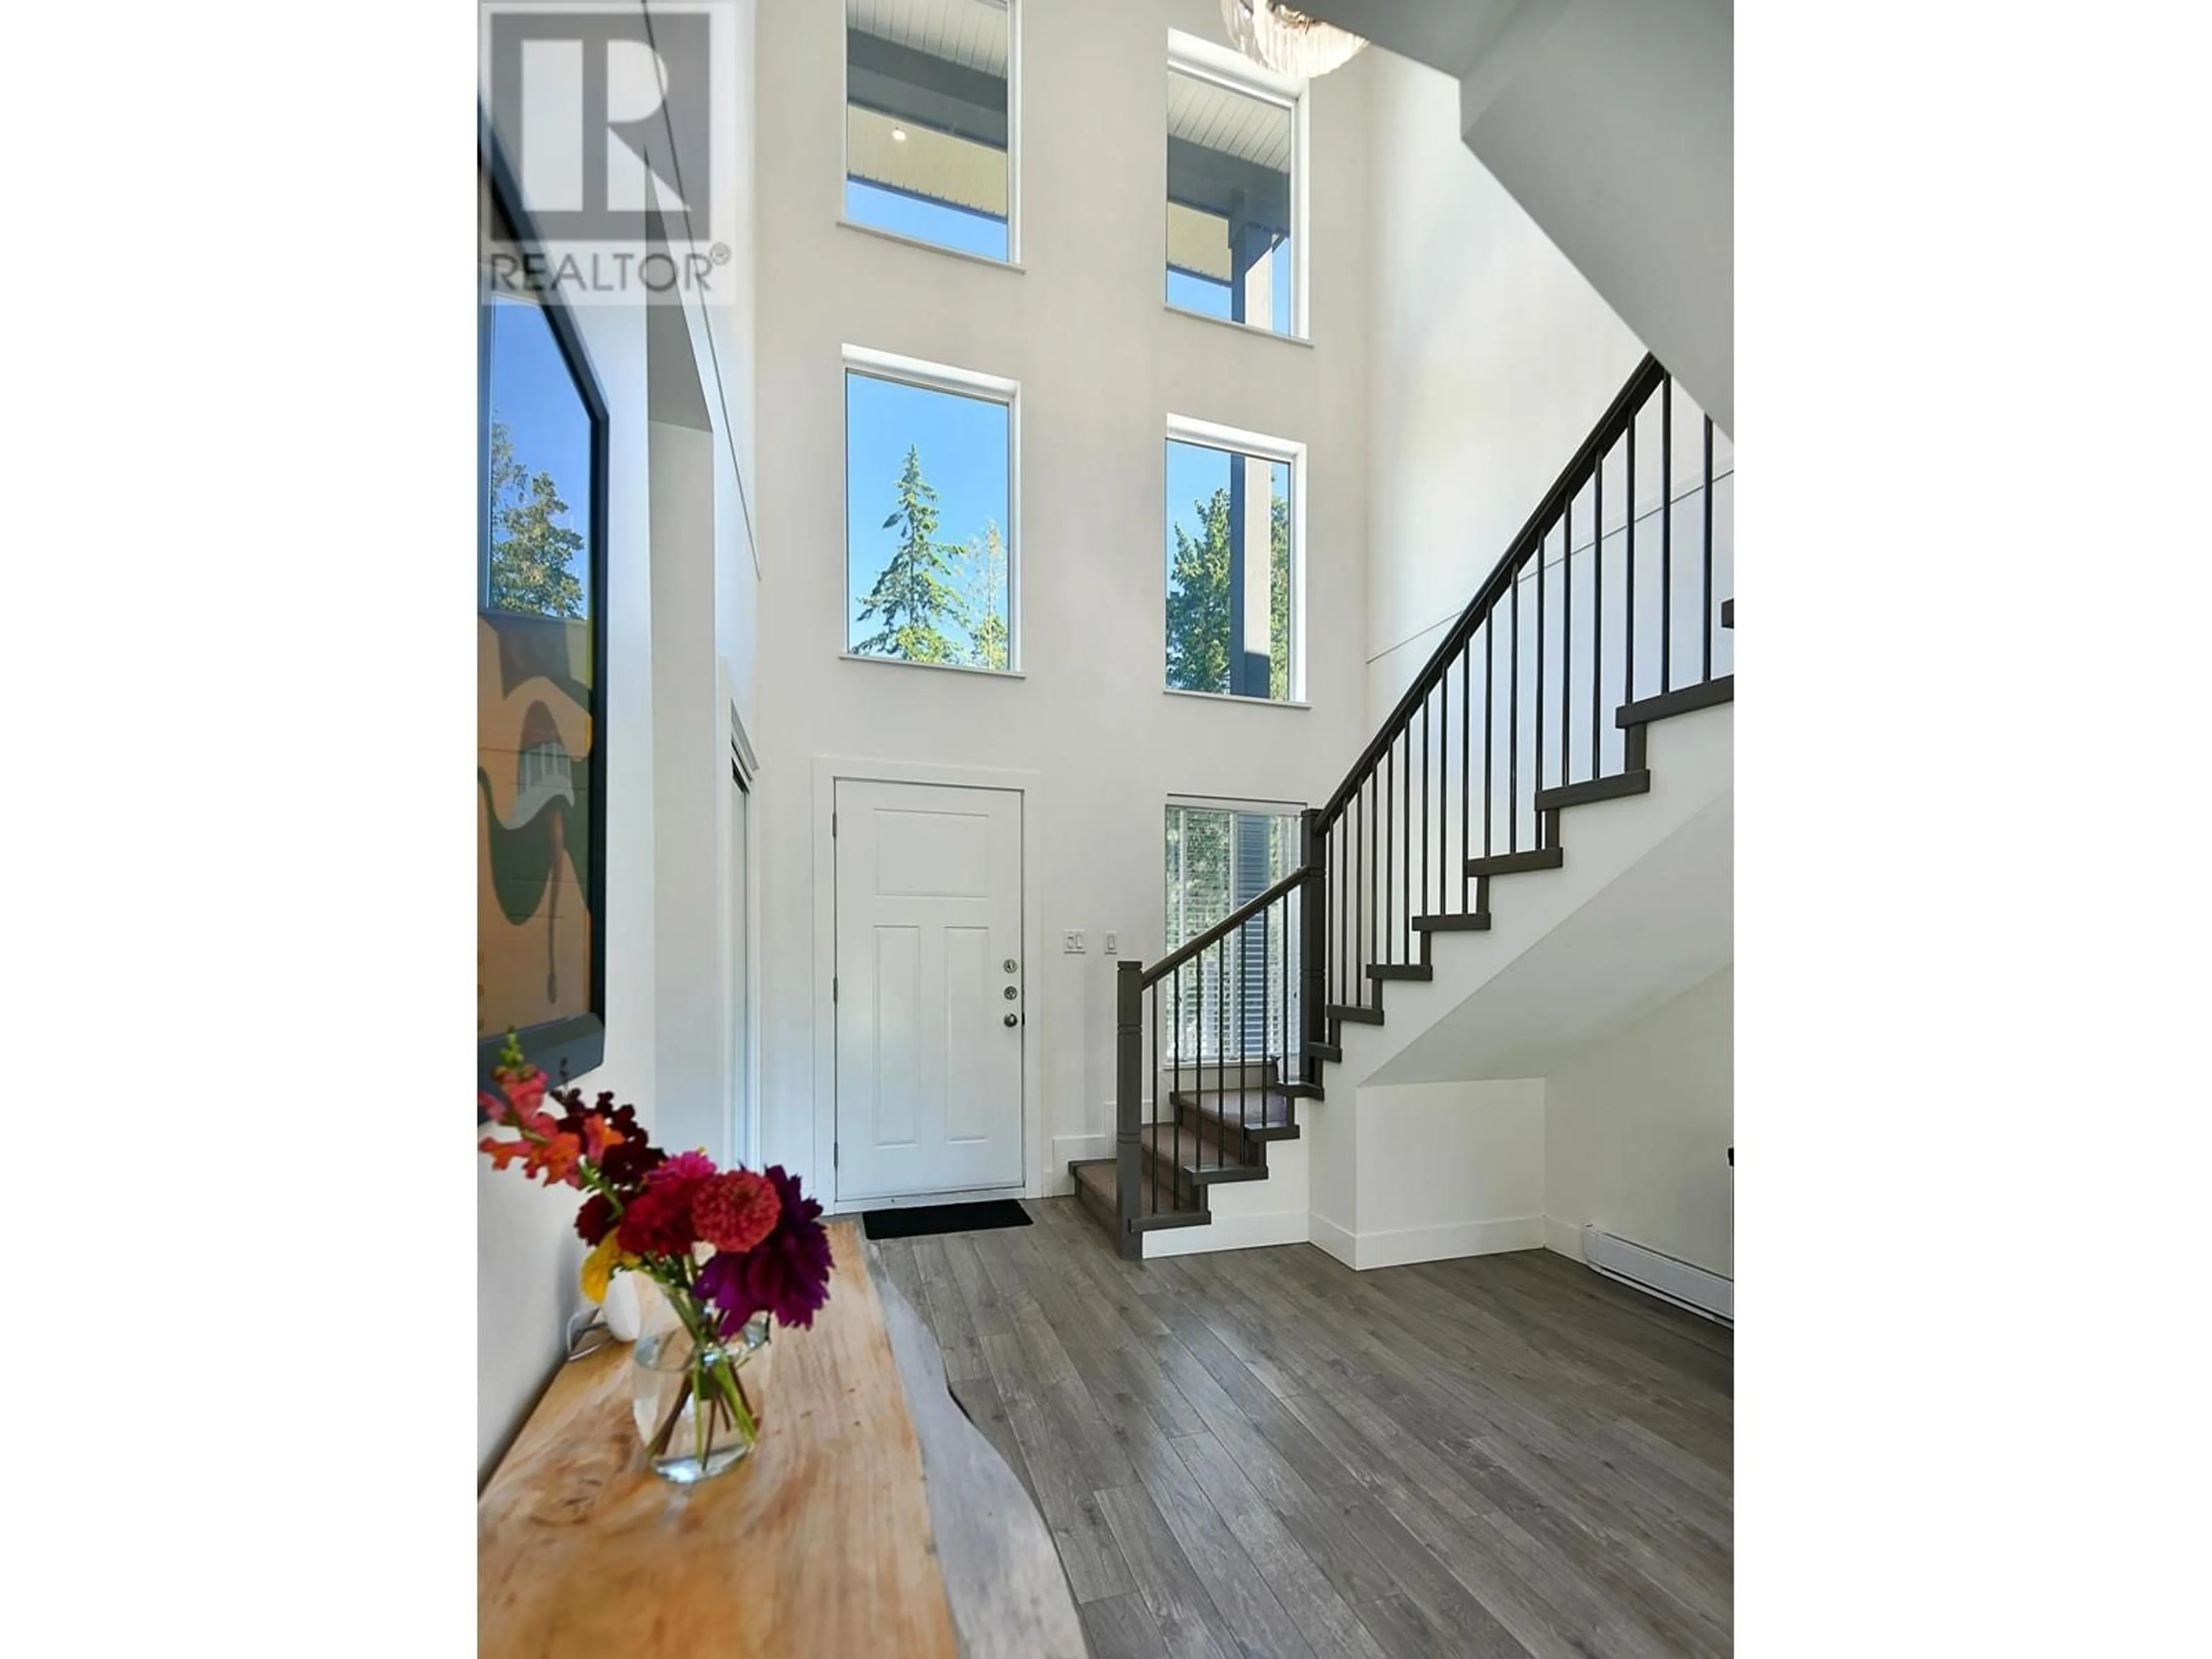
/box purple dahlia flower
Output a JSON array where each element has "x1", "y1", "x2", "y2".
[{"x1": 697, "y1": 1165, "x2": 834, "y2": 1334}]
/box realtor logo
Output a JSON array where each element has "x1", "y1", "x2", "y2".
[{"x1": 481, "y1": 2, "x2": 732, "y2": 298}]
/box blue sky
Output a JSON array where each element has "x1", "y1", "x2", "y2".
[
  {"x1": 846, "y1": 371, "x2": 1009, "y2": 654},
  {"x1": 846, "y1": 180, "x2": 1009, "y2": 261},
  {"x1": 1166, "y1": 440, "x2": 1290, "y2": 562},
  {"x1": 484, "y1": 293, "x2": 593, "y2": 617},
  {"x1": 1167, "y1": 237, "x2": 1293, "y2": 333}
]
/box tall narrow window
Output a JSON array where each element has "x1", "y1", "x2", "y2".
[
  {"x1": 478, "y1": 155, "x2": 608, "y2": 1085},
  {"x1": 1165, "y1": 419, "x2": 1300, "y2": 702},
  {"x1": 1166, "y1": 35, "x2": 1302, "y2": 336},
  {"x1": 846, "y1": 0, "x2": 1016, "y2": 261},
  {"x1": 844, "y1": 351, "x2": 1017, "y2": 671},
  {"x1": 1164, "y1": 801, "x2": 1300, "y2": 1062}
]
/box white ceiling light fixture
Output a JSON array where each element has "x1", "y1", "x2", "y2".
[{"x1": 1218, "y1": 0, "x2": 1367, "y2": 79}]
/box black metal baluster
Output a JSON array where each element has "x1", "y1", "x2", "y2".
[
  {"x1": 1592, "y1": 440, "x2": 1604, "y2": 774},
  {"x1": 1149, "y1": 982, "x2": 1158, "y2": 1219},
  {"x1": 1460, "y1": 641, "x2": 1472, "y2": 904},
  {"x1": 1364, "y1": 778, "x2": 1374, "y2": 988},
  {"x1": 1535, "y1": 524, "x2": 1547, "y2": 811},
  {"x1": 1561, "y1": 505, "x2": 1572, "y2": 787},
  {"x1": 1164, "y1": 967, "x2": 1175, "y2": 1219},
  {"x1": 1400, "y1": 730, "x2": 1412, "y2": 955},
  {"x1": 1702, "y1": 414, "x2": 1715, "y2": 683},
  {"x1": 1421, "y1": 696, "x2": 1430, "y2": 921},
  {"x1": 1661, "y1": 376, "x2": 1673, "y2": 695},
  {"x1": 1221, "y1": 942, "x2": 1238, "y2": 1185},
  {"x1": 1484, "y1": 619, "x2": 1495, "y2": 858},
  {"x1": 1624, "y1": 401, "x2": 1637, "y2": 711},
  {"x1": 1280, "y1": 894, "x2": 1290, "y2": 1100},
  {"x1": 1510, "y1": 560, "x2": 1522, "y2": 853},
  {"x1": 1382, "y1": 744, "x2": 1393, "y2": 968}
]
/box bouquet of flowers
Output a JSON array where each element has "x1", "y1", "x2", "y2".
[{"x1": 479, "y1": 1032, "x2": 832, "y2": 1479}]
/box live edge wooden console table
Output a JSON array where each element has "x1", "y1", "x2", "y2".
[{"x1": 479, "y1": 1220, "x2": 1084, "y2": 1658}]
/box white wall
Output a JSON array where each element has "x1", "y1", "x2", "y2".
[
  {"x1": 1309, "y1": 1078, "x2": 1545, "y2": 1268},
  {"x1": 1363, "y1": 46, "x2": 1738, "y2": 727},
  {"x1": 1285, "y1": 0, "x2": 1732, "y2": 434},
  {"x1": 1544, "y1": 964, "x2": 1732, "y2": 1277},
  {"x1": 751, "y1": 0, "x2": 1375, "y2": 1202},
  {"x1": 478, "y1": 0, "x2": 763, "y2": 1480}
]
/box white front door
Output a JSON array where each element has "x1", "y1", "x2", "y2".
[{"x1": 834, "y1": 778, "x2": 1024, "y2": 1202}]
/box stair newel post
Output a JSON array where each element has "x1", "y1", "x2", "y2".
[
  {"x1": 1299, "y1": 808, "x2": 1327, "y2": 1086},
  {"x1": 1115, "y1": 959, "x2": 1145, "y2": 1260}
]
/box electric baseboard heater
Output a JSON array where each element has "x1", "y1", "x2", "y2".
[{"x1": 1581, "y1": 1225, "x2": 1733, "y2": 1324}]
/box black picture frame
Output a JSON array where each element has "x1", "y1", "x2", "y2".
[{"x1": 478, "y1": 109, "x2": 611, "y2": 1090}]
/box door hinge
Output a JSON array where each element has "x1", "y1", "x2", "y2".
[
  {"x1": 834, "y1": 1144, "x2": 839, "y2": 1168},
  {"x1": 831, "y1": 810, "x2": 838, "y2": 836},
  {"x1": 832, "y1": 976, "x2": 839, "y2": 1002}
]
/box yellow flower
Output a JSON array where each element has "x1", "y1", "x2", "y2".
[{"x1": 579, "y1": 1233, "x2": 637, "y2": 1304}]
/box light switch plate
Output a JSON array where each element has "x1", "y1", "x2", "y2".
[
  {"x1": 1104, "y1": 931, "x2": 1119, "y2": 955},
  {"x1": 1062, "y1": 929, "x2": 1086, "y2": 953}
]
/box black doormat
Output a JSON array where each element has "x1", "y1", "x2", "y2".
[{"x1": 860, "y1": 1199, "x2": 1033, "y2": 1241}]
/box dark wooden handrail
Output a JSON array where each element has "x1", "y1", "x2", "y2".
[
  {"x1": 1317, "y1": 353, "x2": 1666, "y2": 827},
  {"x1": 1109, "y1": 351, "x2": 1725, "y2": 1257},
  {"x1": 1139, "y1": 868, "x2": 1303, "y2": 988}
]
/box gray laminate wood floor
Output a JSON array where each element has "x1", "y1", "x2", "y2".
[{"x1": 868, "y1": 1199, "x2": 1733, "y2": 1659}]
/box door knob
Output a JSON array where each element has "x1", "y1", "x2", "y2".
[{"x1": 1003, "y1": 1012, "x2": 1018, "y2": 1027}]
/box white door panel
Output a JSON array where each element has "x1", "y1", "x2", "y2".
[{"x1": 835, "y1": 779, "x2": 1023, "y2": 1201}]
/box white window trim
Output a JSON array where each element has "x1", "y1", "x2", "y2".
[
  {"x1": 1164, "y1": 412, "x2": 1306, "y2": 704},
  {"x1": 1165, "y1": 28, "x2": 1310, "y2": 342},
  {"x1": 841, "y1": 0, "x2": 1022, "y2": 265},
  {"x1": 843, "y1": 344, "x2": 1022, "y2": 675}
]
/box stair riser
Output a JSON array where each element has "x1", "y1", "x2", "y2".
[
  {"x1": 1072, "y1": 1161, "x2": 1119, "y2": 1234},
  {"x1": 1164, "y1": 1110, "x2": 1275, "y2": 1175},
  {"x1": 1139, "y1": 1139, "x2": 1263, "y2": 1207}
]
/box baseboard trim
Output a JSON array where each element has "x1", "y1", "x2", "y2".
[
  {"x1": 1542, "y1": 1215, "x2": 1585, "y2": 1260},
  {"x1": 1142, "y1": 1209, "x2": 1311, "y2": 1259},
  {"x1": 1306, "y1": 1212, "x2": 1543, "y2": 1270},
  {"x1": 1046, "y1": 1132, "x2": 1112, "y2": 1196},
  {"x1": 1308, "y1": 1212, "x2": 1357, "y2": 1267}
]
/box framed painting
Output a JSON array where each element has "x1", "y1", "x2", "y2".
[{"x1": 478, "y1": 121, "x2": 609, "y2": 1084}]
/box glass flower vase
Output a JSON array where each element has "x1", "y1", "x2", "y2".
[{"x1": 630, "y1": 1313, "x2": 772, "y2": 1484}]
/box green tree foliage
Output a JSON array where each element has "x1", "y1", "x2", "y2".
[
  {"x1": 954, "y1": 520, "x2": 1009, "y2": 671},
  {"x1": 1164, "y1": 487, "x2": 1290, "y2": 698},
  {"x1": 854, "y1": 446, "x2": 964, "y2": 664},
  {"x1": 487, "y1": 422, "x2": 586, "y2": 618}
]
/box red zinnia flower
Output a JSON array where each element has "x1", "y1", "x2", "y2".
[
  {"x1": 614, "y1": 1152, "x2": 714, "y2": 1256},
  {"x1": 696, "y1": 1166, "x2": 834, "y2": 1334},
  {"x1": 692, "y1": 1170, "x2": 781, "y2": 1253}
]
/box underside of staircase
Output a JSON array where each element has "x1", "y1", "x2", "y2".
[
  {"x1": 1072, "y1": 353, "x2": 1732, "y2": 1260},
  {"x1": 1070, "y1": 672, "x2": 1733, "y2": 1255}
]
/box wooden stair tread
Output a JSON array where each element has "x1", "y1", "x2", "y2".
[
  {"x1": 1169, "y1": 1088, "x2": 1300, "y2": 1137},
  {"x1": 1412, "y1": 912, "x2": 1492, "y2": 932},
  {"x1": 1326, "y1": 1002, "x2": 1384, "y2": 1025},
  {"x1": 1616, "y1": 674, "x2": 1733, "y2": 728},
  {"x1": 1070, "y1": 1157, "x2": 1207, "y2": 1227},
  {"x1": 1368, "y1": 963, "x2": 1433, "y2": 982},
  {"x1": 1535, "y1": 770, "x2": 1651, "y2": 811},
  {"x1": 1466, "y1": 846, "x2": 1564, "y2": 877},
  {"x1": 1139, "y1": 1121, "x2": 1266, "y2": 1181}
]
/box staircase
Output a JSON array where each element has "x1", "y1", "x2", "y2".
[{"x1": 1070, "y1": 353, "x2": 1733, "y2": 1259}]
